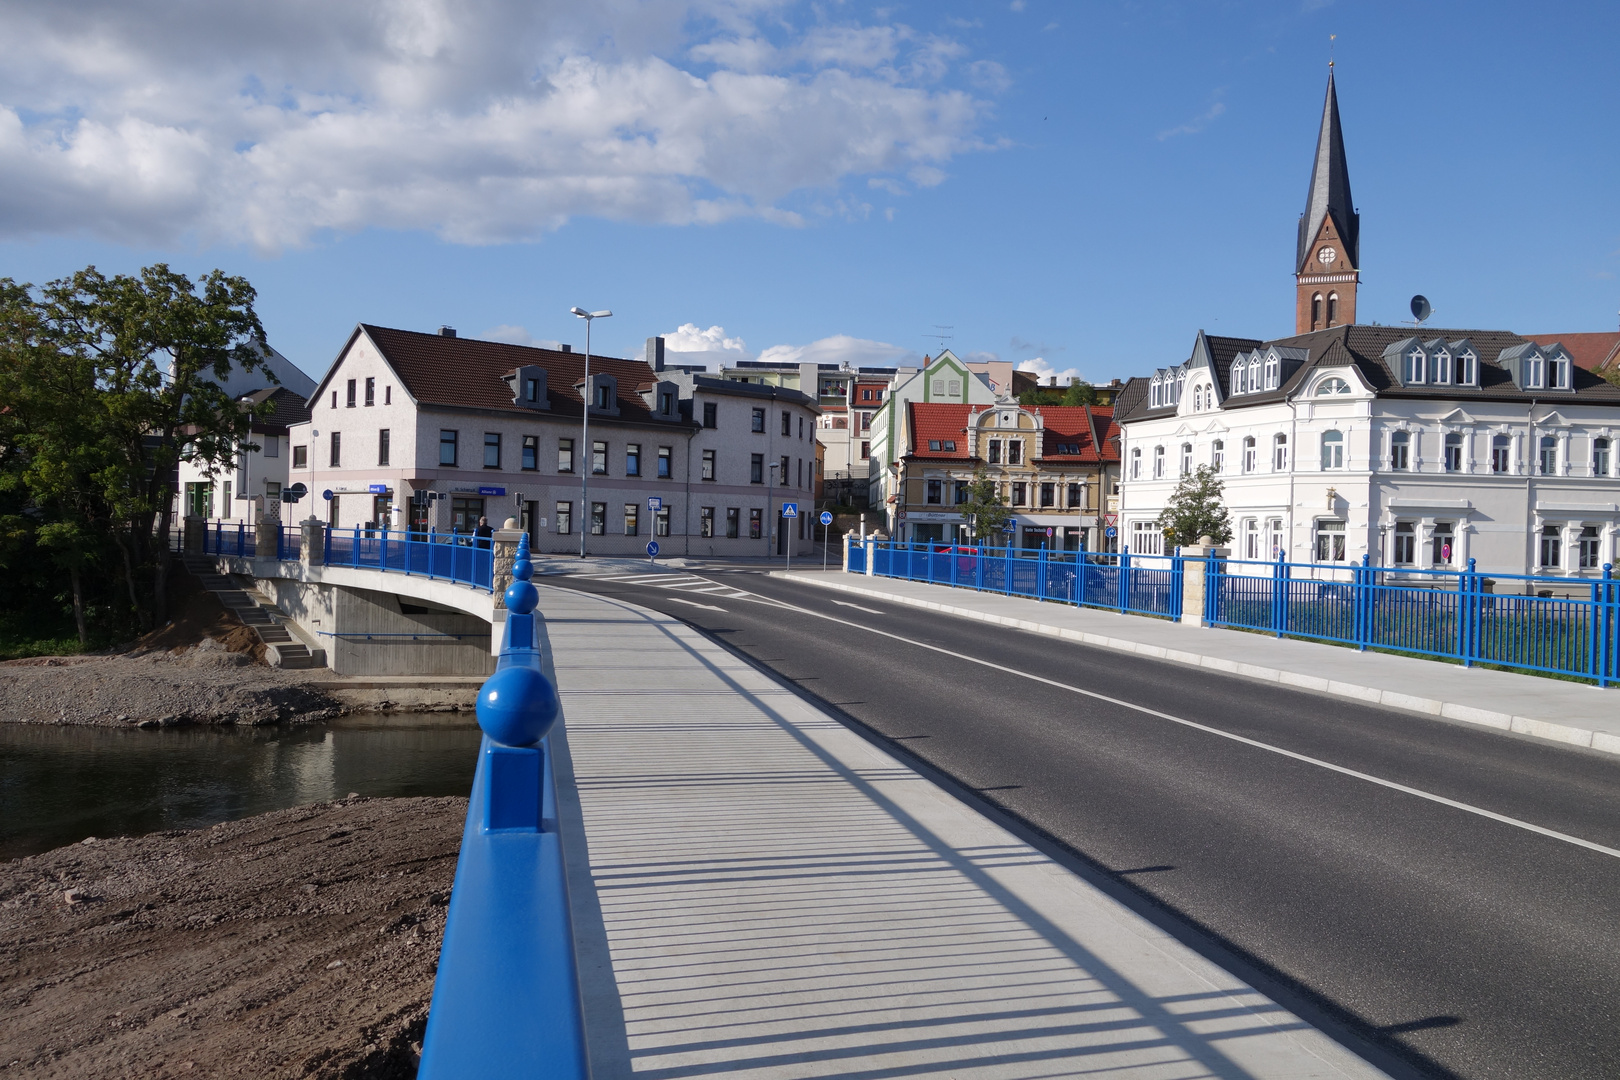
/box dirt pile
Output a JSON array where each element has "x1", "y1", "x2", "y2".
[{"x1": 0, "y1": 796, "x2": 466, "y2": 1079}]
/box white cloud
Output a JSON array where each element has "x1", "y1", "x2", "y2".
[
  {"x1": 665, "y1": 322, "x2": 749, "y2": 353},
  {"x1": 1022, "y1": 355, "x2": 1084, "y2": 386},
  {"x1": 0, "y1": 0, "x2": 1002, "y2": 250},
  {"x1": 1157, "y1": 99, "x2": 1227, "y2": 141},
  {"x1": 482, "y1": 324, "x2": 561, "y2": 348},
  {"x1": 758, "y1": 334, "x2": 919, "y2": 369}
]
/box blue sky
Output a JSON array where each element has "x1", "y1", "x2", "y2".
[{"x1": 1, "y1": 0, "x2": 1615, "y2": 387}]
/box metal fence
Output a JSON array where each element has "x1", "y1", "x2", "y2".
[
  {"x1": 1206, "y1": 555, "x2": 1620, "y2": 687},
  {"x1": 864, "y1": 541, "x2": 1183, "y2": 620},
  {"x1": 323, "y1": 527, "x2": 494, "y2": 593}
]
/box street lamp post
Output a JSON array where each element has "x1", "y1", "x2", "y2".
[
  {"x1": 570, "y1": 306, "x2": 612, "y2": 559},
  {"x1": 766, "y1": 460, "x2": 778, "y2": 557}
]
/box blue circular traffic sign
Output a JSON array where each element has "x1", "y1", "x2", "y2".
[
  {"x1": 1105, "y1": 525, "x2": 1118, "y2": 538},
  {"x1": 820, "y1": 510, "x2": 833, "y2": 525},
  {"x1": 322, "y1": 489, "x2": 334, "y2": 501},
  {"x1": 646, "y1": 540, "x2": 660, "y2": 558}
]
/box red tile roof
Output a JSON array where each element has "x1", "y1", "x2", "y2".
[
  {"x1": 1523, "y1": 333, "x2": 1620, "y2": 373},
  {"x1": 346, "y1": 325, "x2": 675, "y2": 424},
  {"x1": 1031, "y1": 406, "x2": 1120, "y2": 463},
  {"x1": 906, "y1": 403, "x2": 973, "y2": 459}
]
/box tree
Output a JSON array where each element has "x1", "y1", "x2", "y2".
[
  {"x1": 1062, "y1": 379, "x2": 1097, "y2": 406},
  {"x1": 958, "y1": 469, "x2": 1011, "y2": 542},
  {"x1": 1159, "y1": 464, "x2": 1232, "y2": 548},
  {"x1": 1018, "y1": 380, "x2": 1097, "y2": 407}
]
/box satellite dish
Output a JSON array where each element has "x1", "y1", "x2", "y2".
[{"x1": 1410, "y1": 295, "x2": 1432, "y2": 324}]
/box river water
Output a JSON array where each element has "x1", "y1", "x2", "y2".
[{"x1": 0, "y1": 717, "x2": 482, "y2": 861}]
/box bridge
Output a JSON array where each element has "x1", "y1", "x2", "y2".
[{"x1": 186, "y1": 517, "x2": 1620, "y2": 1079}]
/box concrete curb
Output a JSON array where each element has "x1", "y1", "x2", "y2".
[{"x1": 780, "y1": 572, "x2": 1620, "y2": 759}]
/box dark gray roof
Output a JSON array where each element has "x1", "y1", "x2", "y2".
[
  {"x1": 1111, "y1": 376, "x2": 1150, "y2": 422},
  {"x1": 1297, "y1": 70, "x2": 1359, "y2": 273},
  {"x1": 690, "y1": 375, "x2": 818, "y2": 409},
  {"x1": 1115, "y1": 333, "x2": 1262, "y2": 423},
  {"x1": 239, "y1": 386, "x2": 310, "y2": 432}
]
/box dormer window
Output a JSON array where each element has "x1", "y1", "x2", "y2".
[
  {"x1": 1528, "y1": 353, "x2": 1545, "y2": 389},
  {"x1": 1547, "y1": 352, "x2": 1566, "y2": 389},
  {"x1": 1433, "y1": 350, "x2": 1452, "y2": 384},
  {"x1": 1248, "y1": 356, "x2": 1261, "y2": 389},
  {"x1": 1150, "y1": 375, "x2": 1162, "y2": 408},
  {"x1": 1405, "y1": 349, "x2": 1425, "y2": 384},
  {"x1": 595, "y1": 384, "x2": 612, "y2": 408},
  {"x1": 1315, "y1": 377, "x2": 1350, "y2": 396},
  {"x1": 1231, "y1": 361, "x2": 1245, "y2": 395},
  {"x1": 525, "y1": 378, "x2": 540, "y2": 402},
  {"x1": 1264, "y1": 353, "x2": 1279, "y2": 389},
  {"x1": 1459, "y1": 350, "x2": 1477, "y2": 386}
]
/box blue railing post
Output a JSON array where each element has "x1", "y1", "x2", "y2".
[
  {"x1": 1356, "y1": 554, "x2": 1371, "y2": 651},
  {"x1": 1206, "y1": 548, "x2": 1220, "y2": 624},
  {"x1": 1458, "y1": 557, "x2": 1476, "y2": 667},
  {"x1": 975, "y1": 541, "x2": 985, "y2": 590},
  {"x1": 1272, "y1": 554, "x2": 1286, "y2": 637},
  {"x1": 1170, "y1": 546, "x2": 1183, "y2": 620},
  {"x1": 1003, "y1": 541, "x2": 1013, "y2": 596},
  {"x1": 1600, "y1": 564, "x2": 1615, "y2": 688},
  {"x1": 1119, "y1": 546, "x2": 1131, "y2": 613},
  {"x1": 418, "y1": 533, "x2": 584, "y2": 1079},
  {"x1": 1037, "y1": 545, "x2": 1048, "y2": 601}
]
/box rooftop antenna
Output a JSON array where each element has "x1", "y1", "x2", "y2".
[
  {"x1": 924, "y1": 326, "x2": 953, "y2": 354},
  {"x1": 1408, "y1": 295, "x2": 1432, "y2": 327}
]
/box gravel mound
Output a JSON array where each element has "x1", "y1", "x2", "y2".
[{"x1": 0, "y1": 796, "x2": 465, "y2": 1079}]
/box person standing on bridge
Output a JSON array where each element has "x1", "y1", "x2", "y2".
[{"x1": 473, "y1": 516, "x2": 493, "y2": 550}]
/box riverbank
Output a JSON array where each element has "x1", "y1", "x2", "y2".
[
  {"x1": 0, "y1": 645, "x2": 481, "y2": 728},
  {"x1": 0, "y1": 795, "x2": 465, "y2": 1078}
]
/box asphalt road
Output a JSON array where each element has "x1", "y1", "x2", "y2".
[{"x1": 541, "y1": 566, "x2": 1620, "y2": 1080}]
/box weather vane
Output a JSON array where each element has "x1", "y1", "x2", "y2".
[{"x1": 1329, "y1": 33, "x2": 1336, "y2": 68}]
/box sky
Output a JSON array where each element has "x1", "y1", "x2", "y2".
[{"x1": 1, "y1": 0, "x2": 1616, "y2": 388}]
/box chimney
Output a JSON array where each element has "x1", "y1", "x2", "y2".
[
  {"x1": 438, "y1": 326, "x2": 456, "y2": 338},
  {"x1": 560, "y1": 344, "x2": 572, "y2": 353},
  {"x1": 646, "y1": 336, "x2": 665, "y2": 372},
  {"x1": 1048, "y1": 376, "x2": 1057, "y2": 387}
]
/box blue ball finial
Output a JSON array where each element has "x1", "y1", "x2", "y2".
[
  {"x1": 512, "y1": 532, "x2": 533, "y2": 581},
  {"x1": 476, "y1": 666, "x2": 559, "y2": 747},
  {"x1": 505, "y1": 579, "x2": 539, "y2": 614}
]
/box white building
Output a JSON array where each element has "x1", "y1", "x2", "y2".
[
  {"x1": 1116, "y1": 327, "x2": 1620, "y2": 577},
  {"x1": 177, "y1": 386, "x2": 311, "y2": 523},
  {"x1": 285, "y1": 325, "x2": 820, "y2": 557}
]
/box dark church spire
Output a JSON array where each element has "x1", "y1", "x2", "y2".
[{"x1": 1296, "y1": 70, "x2": 1358, "y2": 274}]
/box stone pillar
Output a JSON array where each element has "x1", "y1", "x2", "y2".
[
  {"x1": 867, "y1": 531, "x2": 887, "y2": 577},
  {"x1": 255, "y1": 520, "x2": 279, "y2": 559},
  {"x1": 492, "y1": 524, "x2": 524, "y2": 608},
  {"x1": 301, "y1": 519, "x2": 326, "y2": 567},
  {"x1": 183, "y1": 515, "x2": 204, "y2": 555},
  {"x1": 1179, "y1": 536, "x2": 1227, "y2": 628}
]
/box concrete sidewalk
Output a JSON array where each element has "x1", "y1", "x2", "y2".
[
  {"x1": 779, "y1": 569, "x2": 1620, "y2": 758},
  {"x1": 534, "y1": 583, "x2": 1389, "y2": 1080}
]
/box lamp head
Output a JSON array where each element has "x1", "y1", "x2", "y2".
[{"x1": 570, "y1": 306, "x2": 588, "y2": 318}]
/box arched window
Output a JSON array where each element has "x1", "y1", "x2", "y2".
[
  {"x1": 1248, "y1": 356, "x2": 1261, "y2": 390},
  {"x1": 1390, "y1": 431, "x2": 1410, "y2": 471},
  {"x1": 1231, "y1": 360, "x2": 1245, "y2": 394},
  {"x1": 1491, "y1": 434, "x2": 1511, "y2": 474},
  {"x1": 1130, "y1": 447, "x2": 1141, "y2": 480},
  {"x1": 1434, "y1": 350, "x2": 1452, "y2": 384},
  {"x1": 1405, "y1": 349, "x2": 1425, "y2": 384},
  {"x1": 1193, "y1": 384, "x2": 1204, "y2": 411},
  {"x1": 1594, "y1": 437, "x2": 1612, "y2": 478},
  {"x1": 1320, "y1": 430, "x2": 1344, "y2": 470},
  {"x1": 1150, "y1": 375, "x2": 1161, "y2": 408},
  {"x1": 1311, "y1": 293, "x2": 1322, "y2": 329},
  {"x1": 1153, "y1": 445, "x2": 1165, "y2": 478},
  {"x1": 1264, "y1": 352, "x2": 1279, "y2": 389},
  {"x1": 1326, "y1": 292, "x2": 1338, "y2": 325},
  {"x1": 1528, "y1": 353, "x2": 1545, "y2": 389},
  {"x1": 1242, "y1": 436, "x2": 1257, "y2": 473},
  {"x1": 1273, "y1": 433, "x2": 1289, "y2": 471},
  {"x1": 1315, "y1": 377, "x2": 1350, "y2": 396},
  {"x1": 1180, "y1": 442, "x2": 1193, "y2": 476},
  {"x1": 1459, "y1": 351, "x2": 1478, "y2": 385},
  {"x1": 1212, "y1": 439, "x2": 1225, "y2": 472},
  {"x1": 1547, "y1": 352, "x2": 1566, "y2": 389}
]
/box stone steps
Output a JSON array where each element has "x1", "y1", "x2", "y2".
[{"x1": 178, "y1": 556, "x2": 327, "y2": 670}]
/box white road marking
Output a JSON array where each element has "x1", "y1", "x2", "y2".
[
  {"x1": 831, "y1": 599, "x2": 884, "y2": 615},
  {"x1": 663, "y1": 596, "x2": 727, "y2": 612},
  {"x1": 743, "y1": 588, "x2": 1620, "y2": 862}
]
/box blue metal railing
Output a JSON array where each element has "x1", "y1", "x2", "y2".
[
  {"x1": 1205, "y1": 554, "x2": 1620, "y2": 686},
  {"x1": 200, "y1": 522, "x2": 493, "y2": 593},
  {"x1": 418, "y1": 533, "x2": 587, "y2": 1078},
  {"x1": 865, "y1": 540, "x2": 1182, "y2": 620}
]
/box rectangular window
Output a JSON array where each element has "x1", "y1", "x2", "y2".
[
  {"x1": 702, "y1": 449, "x2": 716, "y2": 480},
  {"x1": 1008, "y1": 440, "x2": 1023, "y2": 465},
  {"x1": 1492, "y1": 435, "x2": 1510, "y2": 474},
  {"x1": 1320, "y1": 432, "x2": 1344, "y2": 470},
  {"x1": 860, "y1": 412, "x2": 872, "y2": 432},
  {"x1": 1273, "y1": 434, "x2": 1289, "y2": 471},
  {"x1": 655, "y1": 508, "x2": 670, "y2": 537},
  {"x1": 266, "y1": 481, "x2": 281, "y2": 504},
  {"x1": 330, "y1": 431, "x2": 342, "y2": 467},
  {"x1": 1269, "y1": 519, "x2": 1284, "y2": 560},
  {"x1": 1244, "y1": 519, "x2": 1260, "y2": 560},
  {"x1": 1389, "y1": 432, "x2": 1410, "y2": 471},
  {"x1": 1594, "y1": 438, "x2": 1612, "y2": 478},
  {"x1": 555, "y1": 501, "x2": 572, "y2": 535},
  {"x1": 450, "y1": 497, "x2": 485, "y2": 533},
  {"x1": 657, "y1": 446, "x2": 673, "y2": 479},
  {"x1": 780, "y1": 456, "x2": 790, "y2": 486},
  {"x1": 860, "y1": 440, "x2": 870, "y2": 460},
  {"x1": 1540, "y1": 524, "x2": 1561, "y2": 568},
  {"x1": 1180, "y1": 443, "x2": 1192, "y2": 476},
  {"x1": 1243, "y1": 439, "x2": 1256, "y2": 473},
  {"x1": 988, "y1": 440, "x2": 1001, "y2": 465},
  {"x1": 1040, "y1": 482, "x2": 1055, "y2": 508},
  {"x1": 592, "y1": 440, "x2": 607, "y2": 475},
  {"x1": 346, "y1": 379, "x2": 356, "y2": 408},
  {"x1": 1579, "y1": 525, "x2": 1600, "y2": 569},
  {"x1": 1067, "y1": 482, "x2": 1082, "y2": 508},
  {"x1": 364, "y1": 377, "x2": 375, "y2": 406},
  {"x1": 749, "y1": 508, "x2": 763, "y2": 539},
  {"x1": 1393, "y1": 522, "x2": 1416, "y2": 564},
  {"x1": 624, "y1": 504, "x2": 638, "y2": 536},
  {"x1": 293, "y1": 444, "x2": 308, "y2": 469},
  {"x1": 1431, "y1": 522, "x2": 1455, "y2": 565},
  {"x1": 1444, "y1": 433, "x2": 1463, "y2": 472},
  {"x1": 1211, "y1": 440, "x2": 1223, "y2": 472},
  {"x1": 926, "y1": 479, "x2": 942, "y2": 504},
  {"x1": 752, "y1": 408, "x2": 766, "y2": 433},
  {"x1": 726, "y1": 507, "x2": 740, "y2": 538},
  {"x1": 484, "y1": 432, "x2": 501, "y2": 469},
  {"x1": 590, "y1": 502, "x2": 606, "y2": 536},
  {"x1": 1315, "y1": 519, "x2": 1346, "y2": 562},
  {"x1": 378, "y1": 428, "x2": 390, "y2": 466},
  {"x1": 331, "y1": 390, "x2": 337, "y2": 410},
  {"x1": 703, "y1": 402, "x2": 717, "y2": 428},
  {"x1": 1539, "y1": 436, "x2": 1558, "y2": 475},
  {"x1": 263, "y1": 434, "x2": 279, "y2": 459},
  {"x1": 751, "y1": 454, "x2": 764, "y2": 483},
  {"x1": 781, "y1": 410, "x2": 791, "y2": 437},
  {"x1": 1153, "y1": 447, "x2": 1165, "y2": 478},
  {"x1": 557, "y1": 438, "x2": 574, "y2": 473},
  {"x1": 522, "y1": 435, "x2": 538, "y2": 471},
  {"x1": 385, "y1": 385, "x2": 392, "y2": 405},
  {"x1": 440, "y1": 429, "x2": 458, "y2": 467},
  {"x1": 625, "y1": 443, "x2": 640, "y2": 476},
  {"x1": 1011, "y1": 482, "x2": 1026, "y2": 506},
  {"x1": 1131, "y1": 521, "x2": 1163, "y2": 556},
  {"x1": 700, "y1": 507, "x2": 714, "y2": 538},
  {"x1": 797, "y1": 458, "x2": 803, "y2": 488}
]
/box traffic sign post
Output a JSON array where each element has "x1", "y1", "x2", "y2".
[
  {"x1": 648, "y1": 496, "x2": 662, "y2": 511},
  {"x1": 646, "y1": 539, "x2": 659, "y2": 565},
  {"x1": 781, "y1": 503, "x2": 798, "y2": 575},
  {"x1": 820, "y1": 510, "x2": 833, "y2": 572}
]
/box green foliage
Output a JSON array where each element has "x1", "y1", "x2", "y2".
[
  {"x1": 0, "y1": 264, "x2": 271, "y2": 642},
  {"x1": 1017, "y1": 380, "x2": 1098, "y2": 407},
  {"x1": 958, "y1": 469, "x2": 1011, "y2": 541},
  {"x1": 1159, "y1": 464, "x2": 1232, "y2": 548}
]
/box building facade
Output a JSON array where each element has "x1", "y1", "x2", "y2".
[
  {"x1": 286, "y1": 325, "x2": 820, "y2": 557},
  {"x1": 176, "y1": 386, "x2": 311, "y2": 524},
  {"x1": 867, "y1": 350, "x2": 999, "y2": 522}
]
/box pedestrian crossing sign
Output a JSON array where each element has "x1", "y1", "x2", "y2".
[{"x1": 781, "y1": 502, "x2": 798, "y2": 518}]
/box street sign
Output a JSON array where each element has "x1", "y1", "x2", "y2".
[
  {"x1": 1105, "y1": 525, "x2": 1118, "y2": 539},
  {"x1": 646, "y1": 540, "x2": 660, "y2": 558},
  {"x1": 1104, "y1": 512, "x2": 1118, "y2": 526},
  {"x1": 820, "y1": 510, "x2": 833, "y2": 526},
  {"x1": 369, "y1": 483, "x2": 389, "y2": 493},
  {"x1": 322, "y1": 489, "x2": 334, "y2": 501},
  {"x1": 782, "y1": 502, "x2": 798, "y2": 518},
  {"x1": 1046, "y1": 527, "x2": 1054, "y2": 537},
  {"x1": 285, "y1": 483, "x2": 308, "y2": 500},
  {"x1": 648, "y1": 496, "x2": 663, "y2": 511},
  {"x1": 477, "y1": 486, "x2": 506, "y2": 497},
  {"x1": 1003, "y1": 522, "x2": 1016, "y2": 533}
]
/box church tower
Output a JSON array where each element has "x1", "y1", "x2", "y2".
[{"x1": 1295, "y1": 69, "x2": 1359, "y2": 334}]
